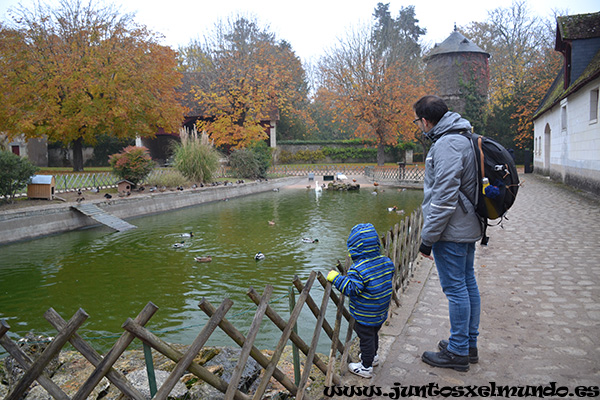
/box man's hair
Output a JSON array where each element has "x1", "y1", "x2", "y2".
[{"x1": 413, "y1": 95, "x2": 448, "y2": 125}]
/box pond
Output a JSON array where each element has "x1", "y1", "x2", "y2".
[{"x1": 0, "y1": 184, "x2": 423, "y2": 355}]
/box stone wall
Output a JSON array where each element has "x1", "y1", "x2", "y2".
[{"x1": 0, "y1": 177, "x2": 300, "y2": 245}]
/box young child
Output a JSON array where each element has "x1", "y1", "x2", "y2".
[{"x1": 326, "y1": 223, "x2": 395, "y2": 378}]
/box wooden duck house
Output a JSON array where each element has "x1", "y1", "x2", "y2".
[{"x1": 27, "y1": 175, "x2": 56, "y2": 200}]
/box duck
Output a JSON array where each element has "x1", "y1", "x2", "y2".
[
  {"x1": 387, "y1": 206, "x2": 398, "y2": 212},
  {"x1": 396, "y1": 209, "x2": 405, "y2": 215},
  {"x1": 268, "y1": 220, "x2": 275, "y2": 226},
  {"x1": 180, "y1": 232, "x2": 194, "y2": 238},
  {"x1": 373, "y1": 182, "x2": 379, "y2": 186},
  {"x1": 172, "y1": 241, "x2": 185, "y2": 249},
  {"x1": 194, "y1": 256, "x2": 212, "y2": 263},
  {"x1": 302, "y1": 238, "x2": 319, "y2": 243},
  {"x1": 272, "y1": 188, "x2": 279, "y2": 192},
  {"x1": 315, "y1": 180, "x2": 322, "y2": 193},
  {"x1": 254, "y1": 252, "x2": 265, "y2": 261},
  {"x1": 103, "y1": 193, "x2": 112, "y2": 199}
]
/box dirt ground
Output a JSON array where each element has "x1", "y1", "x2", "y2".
[{"x1": 0, "y1": 186, "x2": 149, "y2": 212}]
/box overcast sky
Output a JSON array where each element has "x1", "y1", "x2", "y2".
[{"x1": 0, "y1": 0, "x2": 598, "y2": 62}]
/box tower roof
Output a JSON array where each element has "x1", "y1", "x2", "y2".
[{"x1": 424, "y1": 29, "x2": 490, "y2": 60}]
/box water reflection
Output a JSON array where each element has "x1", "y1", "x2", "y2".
[{"x1": 0, "y1": 186, "x2": 422, "y2": 353}]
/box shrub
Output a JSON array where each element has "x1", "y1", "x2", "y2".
[
  {"x1": 172, "y1": 128, "x2": 220, "y2": 183},
  {"x1": 248, "y1": 141, "x2": 272, "y2": 178},
  {"x1": 0, "y1": 151, "x2": 39, "y2": 203},
  {"x1": 145, "y1": 169, "x2": 189, "y2": 188},
  {"x1": 229, "y1": 148, "x2": 261, "y2": 179},
  {"x1": 109, "y1": 146, "x2": 154, "y2": 186},
  {"x1": 228, "y1": 141, "x2": 273, "y2": 179},
  {"x1": 276, "y1": 149, "x2": 325, "y2": 164}
]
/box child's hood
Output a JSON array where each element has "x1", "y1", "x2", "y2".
[{"x1": 347, "y1": 223, "x2": 381, "y2": 260}]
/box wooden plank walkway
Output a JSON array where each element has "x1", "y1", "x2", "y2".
[{"x1": 72, "y1": 203, "x2": 136, "y2": 232}]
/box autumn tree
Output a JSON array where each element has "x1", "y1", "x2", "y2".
[
  {"x1": 317, "y1": 4, "x2": 433, "y2": 165},
  {"x1": 178, "y1": 16, "x2": 311, "y2": 150},
  {"x1": 461, "y1": 0, "x2": 561, "y2": 151},
  {"x1": 0, "y1": 0, "x2": 184, "y2": 171}
]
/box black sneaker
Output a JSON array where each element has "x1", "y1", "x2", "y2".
[
  {"x1": 438, "y1": 340, "x2": 478, "y2": 363},
  {"x1": 421, "y1": 348, "x2": 469, "y2": 372}
]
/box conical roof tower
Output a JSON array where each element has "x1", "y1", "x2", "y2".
[{"x1": 424, "y1": 26, "x2": 490, "y2": 114}]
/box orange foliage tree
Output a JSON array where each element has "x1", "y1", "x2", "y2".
[
  {"x1": 179, "y1": 16, "x2": 311, "y2": 150},
  {"x1": 0, "y1": 1, "x2": 184, "y2": 171},
  {"x1": 316, "y1": 5, "x2": 433, "y2": 165}
]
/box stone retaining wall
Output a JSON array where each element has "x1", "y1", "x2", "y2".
[{"x1": 0, "y1": 177, "x2": 301, "y2": 245}]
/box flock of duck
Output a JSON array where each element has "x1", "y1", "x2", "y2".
[
  {"x1": 171, "y1": 231, "x2": 319, "y2": 263},
  {"x1": 168, "y1": 178, "x2": 405, "y2": 263}
]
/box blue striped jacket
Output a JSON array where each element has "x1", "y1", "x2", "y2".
[{"x1": 331, "y1": 223, "x2": 395, "y2": 326}]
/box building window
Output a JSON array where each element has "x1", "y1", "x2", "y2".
[{"x1": 591, "y1": 88, "x2": 599, "y2": 123}]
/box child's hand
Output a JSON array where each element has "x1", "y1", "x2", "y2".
[{"x1": 326, "y1": 270, "x2": 340, "y2": 282}]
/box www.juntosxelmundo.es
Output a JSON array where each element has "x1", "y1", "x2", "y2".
[{"x1": 322, "y1": 382, "x2": 600, "y2": 398}]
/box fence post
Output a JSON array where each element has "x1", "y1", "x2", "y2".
[
  {"x1": 143, "y1": 343, "x2": 158, "y2": 397},
  {"x1": 288, "y1": 286, "x2": 301, "y2": 386}
]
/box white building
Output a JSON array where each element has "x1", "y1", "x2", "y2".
[{"x1": 532, "y1": 12, "x2": 600, "y2": 195}]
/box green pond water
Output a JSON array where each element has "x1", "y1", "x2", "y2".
[{"x1": 0, "y1": 185, "x2": 423, "y2": 354}]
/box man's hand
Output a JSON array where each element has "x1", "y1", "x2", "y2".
[{"x1": 419, "y1": 243, "x2": 433, "y2": 260}]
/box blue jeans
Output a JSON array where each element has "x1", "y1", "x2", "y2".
[{"x1": 432, "y1": 241, "x2": 480, "y2": 356}]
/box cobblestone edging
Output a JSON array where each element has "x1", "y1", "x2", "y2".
[{"x1": 0, "y1": 177, "x2": 302, "y2": 245}]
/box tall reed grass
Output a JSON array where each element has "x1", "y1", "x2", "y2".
[{"x1": 171, "y1": 127, "x2": 221, "y2": 183}]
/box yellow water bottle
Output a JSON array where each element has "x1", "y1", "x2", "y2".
[{"x1": 482, "y1": 177, "x2": 490, "y2": 196}]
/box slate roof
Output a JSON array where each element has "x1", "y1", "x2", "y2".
[
  {"x1": 534, "y1": 12, "x2": 600, "y2": 119},
  {"x1": 556, "y1": 12, "x2": 600, "y2": 42},
  {"x1": 424, "y1": 29, "x2": 490, "y2": 60}
]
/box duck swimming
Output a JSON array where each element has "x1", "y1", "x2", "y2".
[
  {"x1": 194, "y1": 256, "x2": 212, "y2": 263},
  {"x1": 387, "y1": 206, "x2": 398, "y2": 212},
  {"x1": 173, "y1": 241, "x2": 185, "y2": 249},
  {"x1": 302, "y1": 238, "x2": 319, "y2": 243},
  {"x1": 254, "y1": 252, "x2": 265, "y2": 261},
  {"x1": 181, "y1": 232, "x2": 194, "y2": 238}
]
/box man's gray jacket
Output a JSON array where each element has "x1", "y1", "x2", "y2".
[{"x1": 420, "y1": 111, "x2": 482, "y2": 252}]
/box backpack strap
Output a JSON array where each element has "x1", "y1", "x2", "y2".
[
  {"x1": 476, "y1": 135, "x2": 485, "y2": 180},
  {"x1": 450, "y1": 130, "x2": 490, "y2": 246}
]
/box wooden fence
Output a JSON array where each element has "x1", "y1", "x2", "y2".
[{"x1": 0, "y1": 209, "x2": 423, "y2": 399}]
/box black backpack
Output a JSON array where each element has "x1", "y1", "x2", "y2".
[{"x1": 458, "y1": 131, "x2": 520, "y2": 245}]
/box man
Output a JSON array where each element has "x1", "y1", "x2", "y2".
[{"x1": 413, "y1": 95, "x2": 482, "y2": 372}]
